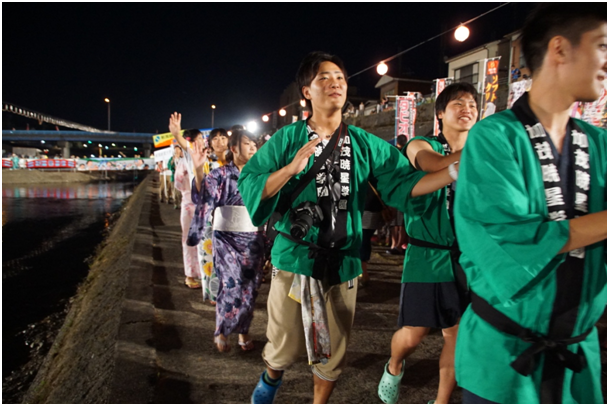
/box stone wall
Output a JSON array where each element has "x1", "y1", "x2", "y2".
[{"x1": 344, "y1": 100, "x2": 436, "y2": 141}]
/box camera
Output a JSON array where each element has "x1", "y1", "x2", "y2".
[{"x1": 289, "y1": 201, "x2": 324, "y2": 239}]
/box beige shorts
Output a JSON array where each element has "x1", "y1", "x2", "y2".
[{"x1": 262, "y1": 270, "x2": 358, "y2": 381}]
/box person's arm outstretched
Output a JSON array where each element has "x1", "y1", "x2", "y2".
[
  {"x1": 410, "y1": 165, "x2": 457, "y2": 197},
  {"x1": 558, "y1": 211, "x2": 607, "y2": 253},
  {"x1": 407, "y1": 140, "x2": 462, "y2": 173},
  {"x1": 406, "y1": 140, "x2": 460, "y2": 197}
]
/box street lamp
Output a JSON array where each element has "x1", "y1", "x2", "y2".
[
  {"x1": 104, "y1": 98, "x2": 111, "y2": 130},
  {"x1": 247, "y1": 121, "x2": 258, "y2": 133},
  {"x1": 455, "y1": 25, "x2": 470, "y2": 42},
  {"x1": 376, "y1": 62, "x2": 388, "y2": 75},
  {"x1": 211, "y1": 104, "x2": 216, "y2": 127}
]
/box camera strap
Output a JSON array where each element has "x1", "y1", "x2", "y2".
[
  {"x1": 272, "y1": 122, "x2": 347, "y2": 219},
  {"x1": 267, "y1": 123, "x2": 346, "y2": 243},
  {"x1": 288, "y1": 122, "x2": 347, "y2": 208}
]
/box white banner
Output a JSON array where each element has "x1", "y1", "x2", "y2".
[{"x1": 153, "y1": 146, "x2": 174, "y2": 165}]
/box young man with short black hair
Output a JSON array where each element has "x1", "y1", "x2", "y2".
[
  {"x1": 454, "y1": 4, "x2": 606, "y2": 403},
  {"x1": 378, "y1": 82, "x2": 478, "y2": 404},
  {"x1": 239, "y1": 51, "x2": 458, "y2": 404}
]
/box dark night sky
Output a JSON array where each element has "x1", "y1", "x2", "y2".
[{"x1": 3, "y1": 2, "x2": 536, "y2": 133}]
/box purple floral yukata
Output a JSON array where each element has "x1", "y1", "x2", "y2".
[{"x1": 198, "y1": 162, "x2": 265, "y2": 337}]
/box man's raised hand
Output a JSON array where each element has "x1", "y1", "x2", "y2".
[{"x1": 287, "y1": 137, "x2": 322, "y2": 176}]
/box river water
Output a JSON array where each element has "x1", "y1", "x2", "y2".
[{"x1": 1, "y1": 180, "x2": 140, "y2": 394}]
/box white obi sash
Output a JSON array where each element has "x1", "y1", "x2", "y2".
[{"x1": 212, "y1": 205, "x2": 260, "y2": 233}]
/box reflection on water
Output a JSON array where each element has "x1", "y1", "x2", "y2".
[
  {"x1": 2, "y1": 182, "x2": 135, "y2": 227},
  {"x1": 2, "y1": 180, "x2": 140, "y2": 381}
]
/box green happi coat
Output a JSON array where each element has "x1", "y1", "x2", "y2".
[
  {"x1": 454, "y1": 110, "x2": 607, "y2": 403},
  {"x1": 402, "y1": 136, "x2": 456, "y2": 283},
  {"x1": 238, "y1": 120, "x2": 425, "y2": 283}
]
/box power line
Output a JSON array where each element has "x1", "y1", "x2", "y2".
[
  {"x1": 348, "y1": 2, "x2": 511, "y2": 79},
  {"x1": 262, "y1": 3, "x2": 512, "y2": 122}
]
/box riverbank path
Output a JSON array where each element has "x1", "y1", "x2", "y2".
[{"x1": 109, "y1": 179, "x2": 459, "y2": 404}]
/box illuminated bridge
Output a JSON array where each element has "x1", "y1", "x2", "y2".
[
  {"x1": 3, "y1": 102, "x2": 156, "y2": 157},
  {"x1": 3, "y1": 130, "x2": 156, "y2": 158}
]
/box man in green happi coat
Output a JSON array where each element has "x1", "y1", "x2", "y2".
[
  {"x1": 239, "y1": 51, "x2": 458, "y2": 404},
  {"x1": 454, "y1": 4, "x2": 607, "y2": 404}
]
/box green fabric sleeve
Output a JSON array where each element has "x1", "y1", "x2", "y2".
[
  {"x1": 238, "y1": 127, "x2": 292, "y2": 227},
  {"x1": 454, "y1": 114, "x2": 570, "y2": 303},
  {"x1": 403, "y1": 136, "x2": 446, "y2": 219},
  {"x1": 365, "y1": 132, "x2": 426, "y2": 213}
]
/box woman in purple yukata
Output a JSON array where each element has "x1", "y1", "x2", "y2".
[{"x1": 191, "y1": 129, "x2": 265, "y2": 353}]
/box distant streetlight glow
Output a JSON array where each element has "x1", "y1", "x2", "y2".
[
  {"x1": 41, "y1": 140, "x2": 45, "y2": 144},
  {"x1": 279, "y1": 109, "x2": 286, "y2": 117},
  {"x1": 91, "y1": 154, "x2": 95, "y2": 158},
  {"x1": 104, "y1": 98, "x2": 111, "y2": 130},
  {"x1": 376, "y1": 62, "x2": 388, "y2": 75},
  {"x1": 300, "y1": 99, "x2": 306, "y2": 107},
  {"x1": 247, "y1": 121, "x2": 258, "y2": 132},
  {"x1": 134, "y1": 147, "x2": 138, "y2": 151},
  {"x1": 98, "y1": 144, "x2": 102, "y2": 147},
  {"x1": 105, "y1": 146, "x2": 109, "y2": 150},
  {"x1": 227, "y1": 131, "x2": 232, "y2": 136},
  {"x1": 455, "y1": 25, "x2": 469, "y2": 42},
  {"x1": 262, "y1": 115, "x2": 269, "y2": 122},
  {"x1": 112, "y1": 143, "x2": 116, "y2": 146},
  {"x1": 211, "y1": 104, "x2": 216, "y2": 127},
  {"x1": 83, "y1": 144, "x2": 87, "y2": 148}
]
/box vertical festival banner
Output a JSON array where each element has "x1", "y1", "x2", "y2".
[
  {"x1": 433, "y1": 78, "x2": 452, "y2": 136},
  {"x1": 395, "y1": 92, "x2": 420, "y2": 143},
  {"x1": 480, "y1": 57, "x2": 501, "y2": 120}
]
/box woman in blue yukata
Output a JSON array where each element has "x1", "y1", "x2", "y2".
[{"x1": 191, "y1": 129, "x2": 265, "y2": 353}]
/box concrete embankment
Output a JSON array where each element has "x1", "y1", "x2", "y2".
[
  {"x1": 2, "y1": 169, "x2": 99, "y2": 184},
  {"x1": 23, "y1": 175, "x2": 152, "y2": 403},
  {"x1": 2, "y1": 169, "x2": 152, "y2": 184}
]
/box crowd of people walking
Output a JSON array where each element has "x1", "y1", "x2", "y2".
[{"x1": 156, "y1": 4, "x2": 606, "y2": 404}]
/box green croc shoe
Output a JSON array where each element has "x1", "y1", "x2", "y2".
[{"x1": 378, "y1": 359, "x2": 405, "y2": 404}]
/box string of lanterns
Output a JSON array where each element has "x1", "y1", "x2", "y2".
[{"x1": 258, "y1": 2, "x2": 511, "y2": 125}]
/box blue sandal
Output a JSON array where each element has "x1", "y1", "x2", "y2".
[
  {"x1": 378, "y1": 359, "x2": 405, "y2": 404},
  {"x1": 251, "y1": 372, "x2": 282, "y2": 404}
]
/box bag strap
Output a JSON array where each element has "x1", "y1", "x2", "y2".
[
  {"x1": 277, "y1": 123, "x2": 346, "y2": 215},
  {"x1": 368, "y1": 181, "x2": 388, "y2": 209}
]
